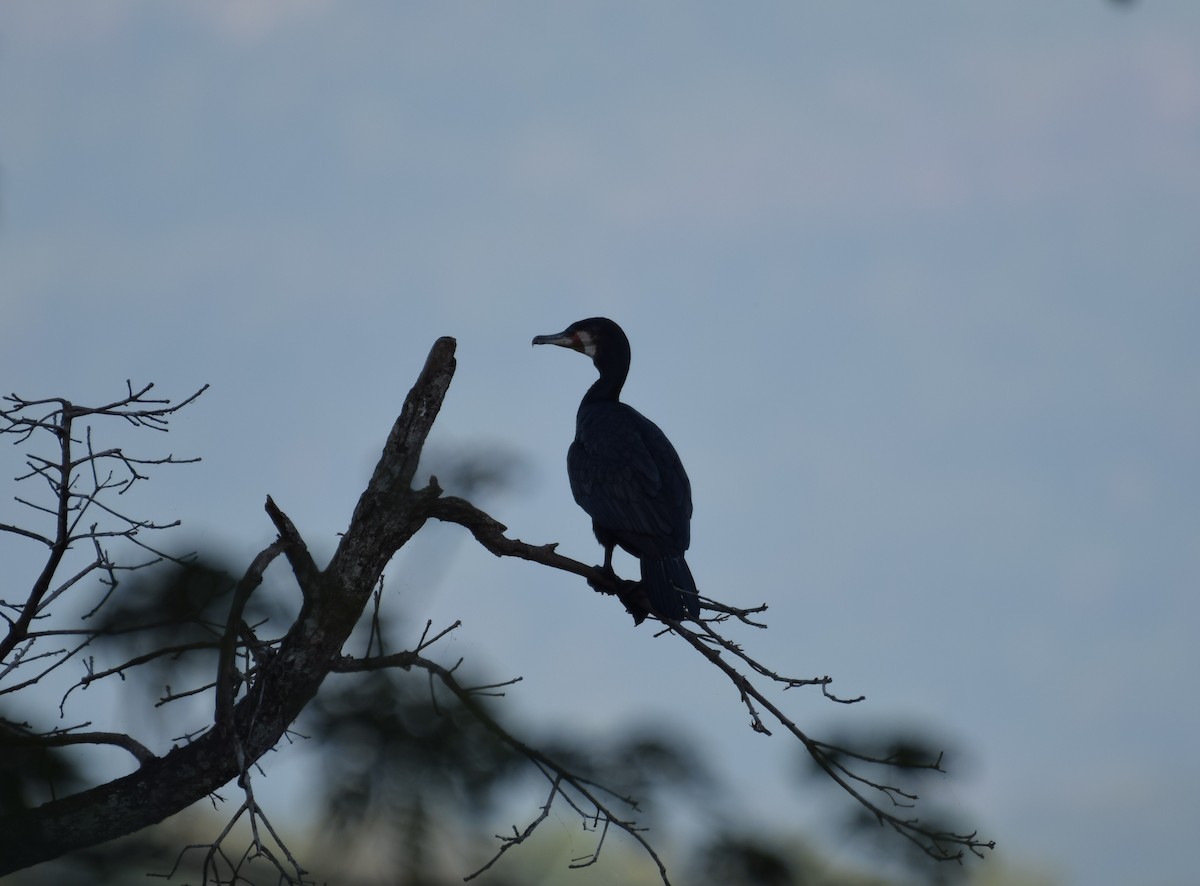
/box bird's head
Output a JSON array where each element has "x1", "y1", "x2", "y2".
[{"x1": 531, "y1": 317, "x2": 628, "y2": 362}]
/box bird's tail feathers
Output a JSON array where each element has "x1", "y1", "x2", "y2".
[{"x1": 640, "y1": 555, "x2": 700, "y2": 620}]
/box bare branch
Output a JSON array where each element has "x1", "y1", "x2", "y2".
[
  {"x1": 467, "y1": 775, "x2": 563, "y2": 880},
  {"x1": 0, "y1": 383, "x2": 207, "y2": 665},
  {"x1": 334, "y1": 648, "x2": 670, "y2": 885},
  {"x1": 425, "y1": 487, "x2": 991, "y2": 865},
  {"x1": 0, "y1": 718, "x2": 154, "y2": 766},
  {"x1": 263, "y1": 496, "x2": 320, "y2": 596},
  {"x1": 426, "y1": 492, "x2": 655, "y2": 621},
  {"x1": 60, "y1": 640, "x2": 220, "y2": 706},
  {"x1": 664, "y1": 617, "x2": 993, "y2": 862},
  {"x1": 216, "y1": 539, "x2": 286, "y2": 739},
  {"x1": 0, "y1": 522, "x2": 54, "y2": 546},
  {"x1": 0, "y1": 343, "x2": 456, "y2": 876}
]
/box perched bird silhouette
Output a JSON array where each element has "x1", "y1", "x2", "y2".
[{"x1": 532, "y1": 317, "x2": 700, "y2": 620}]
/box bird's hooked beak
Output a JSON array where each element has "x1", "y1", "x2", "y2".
[
  {"x1": 532, "y1": 328, "x2": 596, "y2": 356},
  {"x1": 531, "y1": 329, "x2": 577, "y2": 349}
]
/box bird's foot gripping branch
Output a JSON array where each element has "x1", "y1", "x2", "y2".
[{"x1": 0, "y1": 336, "x2": 992, "y2": 885}]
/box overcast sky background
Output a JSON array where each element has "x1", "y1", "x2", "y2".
[{"x1": 2, "y1": 3, "x2": 1198, "y2": 885}]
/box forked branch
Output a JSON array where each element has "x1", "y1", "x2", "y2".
[
  {"x1": 0, "y1": 341, "x2": 458, "y2": 876},
  {"x1": 0, "y1": 383, "x2": 209, "y2": 665}
]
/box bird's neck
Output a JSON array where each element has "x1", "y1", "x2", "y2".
[
  {"x1": 583, "y1": 367, "x2": 627, "y2": 404},
  {"x1": 583, "y1": 347, "x2": 630, "y2": 403}
]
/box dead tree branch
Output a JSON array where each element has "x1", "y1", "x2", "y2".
[
  {"x1": 0, "y1": 383, "x2": 209, "y2": 665},
  {"x1": 332, "y1": 636, "x2": 671, "y2": 885},
  {"x1": 0, "y1": 340, "x2": 456, "y2": 875},
  {"x1": 0, "y1": 717, "x2": 154, "y2": 765}
]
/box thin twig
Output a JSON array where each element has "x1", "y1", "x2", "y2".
[{"x1": 334, "y1": 648, "x2": 671, "y2": 885}]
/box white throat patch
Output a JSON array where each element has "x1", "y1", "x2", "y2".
[{"x1": 576, "y1": 331, "x2": 598, "y2": 357}]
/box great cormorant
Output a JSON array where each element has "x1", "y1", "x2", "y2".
[{"x1": 532, "y1": 317, "x2": 700, "y2": 620}]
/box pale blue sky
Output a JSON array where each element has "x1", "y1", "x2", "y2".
[{"x1": 2, "y1": 3, "x2": 1198, "y2": 885}]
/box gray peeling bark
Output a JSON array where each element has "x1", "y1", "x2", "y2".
[{"x1": 0, "y1": 337, "x2": 458, "y2": 876}]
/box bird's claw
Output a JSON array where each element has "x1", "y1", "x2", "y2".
[{"x1": 586, "y1": 568, "x2": 651, "y2": 625}]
